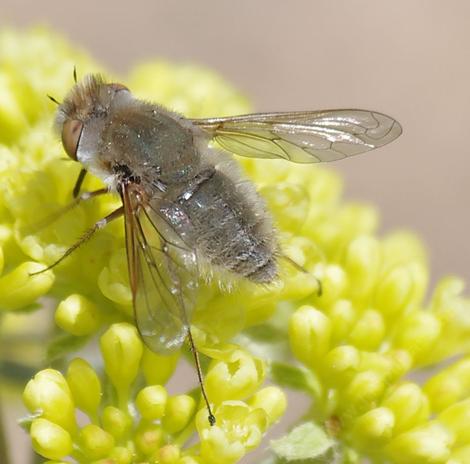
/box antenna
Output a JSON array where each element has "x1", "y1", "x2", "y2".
[
  {"x1": 47, "y1": 94, "x2": 61, "y2": 105},
  {"x1": 73, "y1": 65, "x2": 78, "y2": 84}
]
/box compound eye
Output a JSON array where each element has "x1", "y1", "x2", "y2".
[{"x1": 61, "y1": 119, "x2": 83, "y2": 160}]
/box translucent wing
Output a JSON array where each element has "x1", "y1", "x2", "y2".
[
  {"x1": 122, "y1": 184, "x2": 198, "y2": 353},
  {"x1": 191, "y1": 109, "x2": 402, "y2": 163}
]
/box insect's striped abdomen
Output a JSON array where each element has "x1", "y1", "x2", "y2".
[{"x1": 172, "y1": 167, "x2": 278, "y2": 283}]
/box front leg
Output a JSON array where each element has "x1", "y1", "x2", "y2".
[
  {"x1": 30, "y1": 206, "x2": 124, "y2": 275},
  {"x1": 72, "y1": 168, "x2": 88, "y2": 198}
]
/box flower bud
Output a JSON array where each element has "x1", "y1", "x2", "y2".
[
  {"x1": 424, "y1": 357, "x2": 470, "y2": 412},
  {"x1": 358, "y1": 352, "x2": 393, "y2": 377},
  {"x1": 322, "y1": 345, "x2": 360, "y2": 387},
  {"x1": 385, "y1": 421, "x2": 453, "y2": 463},
  {"x1": 392, "y1": 312, "x2": 441, "y2": 361},
  {"x1": 23, "y1": 369, "x2": 76, "y2": 432},
  {"x1": 261, "y1": 183, "x2": 310, "y2": 233},
  {"x1": 0, "y1": 71, "x2": 28, "y2": 141},
  {"x1": 343, "y1": 235, "x2": 381, "y2": 299},
  {"x1": 109, "y1": 446, "x2": 133, "y2": 464},
  {"x1": 314, "y1": 264, "x2": 347, "y2": 306},
  {"x1": 429, "y1": 278, "x2": 470, "y2": 362},
  {"x1": 382, "y1": 383, "x2": 430, "y2": 433},
  {"x1": 79, "y1": 424, "x2": 115, "y2": 460},
  {"x1": 136, "y1": 385, "x2": 168, "y2": 421},
  {"x1": 30, "y1": 418, "x2": 72, "y2": 461},
  {"x1": 406, "y1": 262, "x2": 428, "y2": 309},
  {"x1": 135, "y1": 422, "x2": 163, "y2": 456},
  {"x1": 438, "y1": 399, "x2": 470, "y2": 447},
  {"x1": 282, "y1": 235, "x2": 323, "y2": 272},
  {"x1": 141, "y1": 347, "x2": 179, "y2": 385},
  {"x1": 196, "y1": 401, "x2": 267, "y2": 464},
  {"x1": 351, "y1": 407, "x2": 395, "y2": 447},
  {"x1": 374, "y1": 265, "x2": 414, "y2": 317},
  {"x1": 382, "y1": 232, "x2": 427, "y2": 268},
  {"x1": 249, "y1": 386, "x2": 287, "y2": 425},
  {"x1": 193, "y1": 291, "x2": 247, "y2": 342},
  {"x1": 55, "y1": 294, "x2": 100, "y2": 336},
  {"x1": 384, "y1": 349, "x2": 413, "y2": 381},
  {"x1": 101, "y1": 406, "x2": 132, "y2": 441},
  {"x1": 98, "y1": 248, "x2": 132, "y2": 306},
  {"x1": 340, "y1": 371, "x2": 385, "y2": 419},
  {"x1": 448, "y1": 444, "x2": 470, "y2": 464},
  {"x1": 337, "y1": 203, "x2": 378, "y2": 237},
  {"x1": 245, "y1": 299, "x2": 278, "y2": 327},
  {"x1": 162, "y1": 395, "x2": 196, "y2": 434},
  {"x1": 430, "y1": 276, "x2": 465, "y2": 310},
  {"x1": 0, "y1": 261, "x2": 54, "y2": 311},
  {"x1": 242, "y1": 278, "x2": 282, "y2": 315},
  {"x1": 349, "y1": 309, "x2": 385, "y2": 350},
  {"x1": 155, "y1": 444, "x2": 181, "y2": 464},
  {"x1": 177, "y1": 457, "x2": 202, "y2": 464},
  {"x1": 297, "y1": 164, "x2": 341, "y2": 207},
  {"x1": 66, "y1": 358, "x2": 101, "y2": 418},
  {"x1": 100, "y1": 323, "x2": 143, "y2": 399},
  {"x1": 289, "y1": 305, "x2": 331, "y2": 368},
  {"x1": 205, "y1": 349, "x2": 265, "y2": 404},
  {"x1": 0, "y1": 245, "x2": 4, "y2": 276},
  {"x1": 327, "y1": 299, "x2": 356, "y2": 344}
]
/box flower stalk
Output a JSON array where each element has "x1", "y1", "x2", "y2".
[{"x1": 0, "y1": 398, "x2": 10, "y2": 464}]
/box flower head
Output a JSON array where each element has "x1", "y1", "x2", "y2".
[
  {"x1": 22, "y1": 323, "x2": 284, "y2": 463},
  {"x1": 269, "y1": 208, "x2": 470, "y2": 462},
  {"x1": 0, "y1": 27, "x2": 469, "y2": 464}
]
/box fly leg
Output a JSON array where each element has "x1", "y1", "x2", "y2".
[
  {"x1": 25, "y1": 168, "x2": 107, "y2": 234},
  {"x1": 161, "y1": 240, "x2": 216, "y2": 426},
  {"x1": 25, "y1": 187, "x2": 109, "y2": 234},
  {"x1": 186, "y1": 324, "x2": 216, "y2": 426},
  {"x1": 72, "y1": 168, "x2": 88, "y2": 198},
  {"x1": 30, "y1": 207, "x2": 124, "y2": 275},
  {"x1": 282, "y1": 254, "x2": 323, "y2": 296}
]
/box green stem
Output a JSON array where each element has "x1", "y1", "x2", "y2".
[
  {"x1": 30, "y1": 451, "x2": 43, "y2": 464},
  {"x1": 174, "y1": 418, "x2": 197, "y2": 448},
  {"x1": 117, "y1": 385, "x2": 131, "y2": 415},
  {"x1": 183, "y1": 443, "x2": 200, "y2": 456},
  {"x1": 0, "y1": 396, "x2": 10, "y2": 464}
]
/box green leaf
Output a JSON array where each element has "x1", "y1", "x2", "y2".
[
  {"x1": 234, "y1": 332, "x2": 291, "y2": 363},
  {"x1": 236, "y1": 303, "x2": 294, "y2": 356},
  {"x1": 270, "y1": 362, "x2": 321, "y2": 395},
  {"x1": 244, "y1": 323, "x2": 286, "y2": 342},
  {"x1": 47, "y1": 333, "x2": 89, "y2": 362},
  {"x1": 271, "y1": 422, "x2": 335, "y2": 462},
  {"x1": 18, "y1": 410, "x2": 43, "y2": 431},
  {"x1": 0, "y1": 360, "x2": 36, "y2": 385},
  {"x1": 259, "y1": 456, "x2": 280, "y2": 464}
]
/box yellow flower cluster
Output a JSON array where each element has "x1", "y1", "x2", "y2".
[
  {"x1": 245, "y1": 160, "x2": 470, "y2": 462},
  {"x1": 23, "y1": 323, "x2": 285, "y2": 463},
  {"x1": 1, "y1": 27, "x2": 469, "y2": 464},
  {"x1": 0, "y1": 28, "x2": 294, "y2": 464}
]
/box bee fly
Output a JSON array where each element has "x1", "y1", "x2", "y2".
[{"x1": 41, "y1": 70, "x2": 402, "y2": 425}]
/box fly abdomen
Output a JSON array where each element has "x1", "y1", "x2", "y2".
[
  {"x1": 173, "y1": 167, "x2": 278, "y2": 284},
  {"x1": 223, "y1": 236, "x2": 277, "y2": 283},
  {"x1": 241, "y1": 254, "x2": 277, "y2": 283}
]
